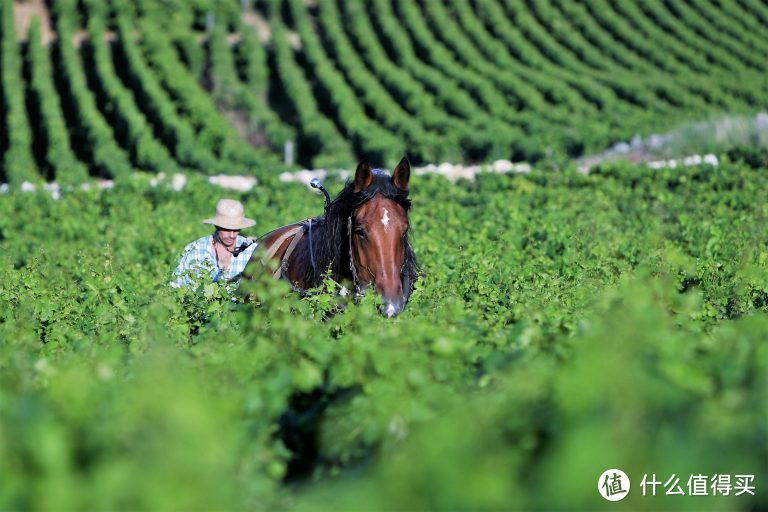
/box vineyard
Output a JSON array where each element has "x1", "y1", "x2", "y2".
[
  {"x1": 1, "y1": 0, "x2": 767, "y2": 511},
  {"x1": 0, "y1": 0, "x2": 767, "y2": 180}
]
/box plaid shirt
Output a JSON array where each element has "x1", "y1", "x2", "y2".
[{"x1": 171, "y1": 234, "x2": 258, "y2": 288}]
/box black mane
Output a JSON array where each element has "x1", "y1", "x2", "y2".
[{"x1": 299, "y1": 174, "x2": 419, "y2": 293}]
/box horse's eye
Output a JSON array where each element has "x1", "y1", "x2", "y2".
[{"x1": 354, "y1": 228, "x2": 367, "y2": 239}]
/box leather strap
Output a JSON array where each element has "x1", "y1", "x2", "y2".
[
  {"x1": 263, "y1": 225, "x2": 303, "y2": 260},
  {"x1": 273, "y1": 224, "x2": 307, "y2": 278}
]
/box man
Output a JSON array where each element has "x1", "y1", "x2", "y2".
[{"x1": 171, "y1": 199, "x2": 259, "y2": 288}]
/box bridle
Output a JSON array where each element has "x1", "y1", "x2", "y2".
[
  {"x1": 347, "y1": 215, "x2": 364, "y2": 298},
  {"x1": 346, "y1": 211, "x2": 412, "y2": 302}
]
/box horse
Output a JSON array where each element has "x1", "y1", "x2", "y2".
[{"x1": 245, "y1": 157, "x2": 418, "y2": 317}]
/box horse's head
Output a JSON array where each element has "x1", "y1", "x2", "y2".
[{"x1": 349, "y1": 158, "x2": 415, "y2": 317}]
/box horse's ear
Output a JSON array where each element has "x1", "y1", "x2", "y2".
[
  {"x1": 354, "y1": 160, "x2": 373, "y2": 191},
  {"x1": 392, "y1": 156, "x2": 410, "y2": 190}
]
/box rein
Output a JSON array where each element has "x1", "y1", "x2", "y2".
[
  {"x1": 308, "y1": 218, "x2": 316, "y2": 271},
  {"x1": 347, "y1": 216, "x2": 363, "y2": 297},
  {"x1": 232, "y1": 239, "x2": 255, "y2": 257}
]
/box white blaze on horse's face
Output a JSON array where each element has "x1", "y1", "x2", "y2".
[{"x1": 381, "y1": 208, "x2": 390, "y2": 231}]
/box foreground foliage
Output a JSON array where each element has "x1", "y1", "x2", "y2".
[{"x1": 0, "y1": 161, "x2": 766, "y2": 510}]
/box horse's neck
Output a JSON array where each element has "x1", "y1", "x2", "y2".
[
  {"x1": 326, "y1": 217, "x2": 352, "y2": 279},
  {"x1": 289, "y1": 216, "x2": 341, "y2": 287}
]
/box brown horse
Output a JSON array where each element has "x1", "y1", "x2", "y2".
[{"x1": 246, "y1": 158, "x2": 418, "y2": 317}]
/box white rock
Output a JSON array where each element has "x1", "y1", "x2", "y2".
[
  {"x1": 21, "y1": 181, "x2": 36, "y2": 192},
  {"x1": 278, "y1": 160, "x2": 531, "y2": 184},
  {"x1": 279, "y1": 169, "x2": 326, "y2": 186},
  {"x1": 449, "y1": 167, "x2": 468, "y2": 182},
  {"x1": 44, "y1": 182, "x2": 61, "y2": 200},
  {"x1": 99, "y1": 180, "x2": 115, "y2": 190},
  {"x1": 171, "y1": 173, "x2": 187, "y2": 191},
  {"x1": 491, "y1": 159, "x2": 515, "y2": 173},
  {"x1": 437, "y1": 162, "x2": 454, "y2": 175},
  {"x1": 0, "y1": 183, "x2": 8, "y2": 193},
  {"x1": 513, "y1": 163, "x2": 532, "y2": 173},
  {"x1": 151, "y1": 172, "x2": 168, "y2": 187},
  {"x1": 288, "y1": 170, "x2": 310, "y2": 185},
  {"x1": 208, "y1": 175, "x2": 258, "y2": 191},
  {"x1": 703, "y1": 154, "x2": 719, "y2": 166},
  {"x1": 415, "y1": 163, "x2": 438, "y2": 175},
  {"x1": 683, "y1": 155, "x2": 702, "y2": 166}
]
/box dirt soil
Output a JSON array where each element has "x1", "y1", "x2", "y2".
[
  {"x1": 13, "y1": 0, "x2": 56, "y2": 43},
  {"x1": 242, "y1": 8, "x2": 271, "y2": 43}
]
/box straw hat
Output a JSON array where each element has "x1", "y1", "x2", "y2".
[{"x1": 202, "y1": 199, "x2": 256, "y2": 230}]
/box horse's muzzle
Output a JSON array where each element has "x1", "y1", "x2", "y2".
[{"x1": 380, "y1": 300, "x2": 405, "y2": 318}]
